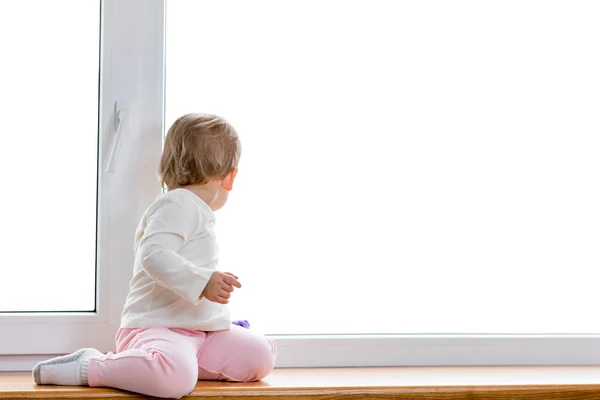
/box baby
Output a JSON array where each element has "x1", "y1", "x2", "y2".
[{"x1": 33, "y1": 113, "x2": 276, "y2": 398}]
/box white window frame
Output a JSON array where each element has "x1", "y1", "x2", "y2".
[{"x1": 2, "y1": 0, "x2": 600, "y2": 372}]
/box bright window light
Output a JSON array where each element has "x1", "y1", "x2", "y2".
[
  {"x1": 0, "y1": 1, "x2": 99, "y2": 312},
  {"x1": 166, "y1": 0, "x2": 600, "y2": 334}
]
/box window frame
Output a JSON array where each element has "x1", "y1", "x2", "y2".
[
  {"x1": 274, "y1": 335, "x2": 600, "y2": 367},
  {"x1": 0, "y1": 0, "x2": 165, "y2": 367},
  {"x1": 2, "y1": 0, "x2": 600, "y2": 371}
]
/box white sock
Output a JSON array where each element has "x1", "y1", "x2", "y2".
[{"x1": 32, "y1": 348, "x2": 102, "y2": 386}]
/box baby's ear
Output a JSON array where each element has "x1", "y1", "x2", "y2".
[{"x1": 222, "y1": 168, "x2": 238, "y2": 191}]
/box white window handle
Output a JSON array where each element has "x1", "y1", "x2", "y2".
[{"x1": 106, "y1": 102, "x2": 125, "y2": 173}]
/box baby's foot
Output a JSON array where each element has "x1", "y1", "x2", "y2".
[{"x1": 32, "y1": 348, "x2": 102, "y2": 386}]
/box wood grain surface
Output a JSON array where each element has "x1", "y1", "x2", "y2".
[{"x1": 2, "y1": 366, "x2": 600, "y2": 399}]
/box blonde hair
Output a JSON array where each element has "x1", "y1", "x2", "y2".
[{"x1": 159, "y1": 113, "x2": 241, "y2": 189}]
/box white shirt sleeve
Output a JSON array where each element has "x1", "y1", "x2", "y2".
[{"x1": 137, "y1": 194, "x2": 214, "y2": 305}]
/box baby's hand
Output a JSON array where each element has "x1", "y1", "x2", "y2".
[{"x1": 201, "y1": 272, "x2": 242, "y2": 304}]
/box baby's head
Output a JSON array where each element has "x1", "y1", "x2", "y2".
[{"x1": 159, "y1": 113, "x2": 241, "y2": 211}]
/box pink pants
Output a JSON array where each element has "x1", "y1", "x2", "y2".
[{"x1": 87, "y1": 325, "x2": 277, "y2": 399}]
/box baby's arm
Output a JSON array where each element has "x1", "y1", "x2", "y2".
[{"x1": 137, "y1": 195, "x2": 213, "y2": 305}]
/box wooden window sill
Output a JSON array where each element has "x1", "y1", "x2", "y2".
[{"x1": 2, "y1": 366, "x2": 600, "y2": 399}]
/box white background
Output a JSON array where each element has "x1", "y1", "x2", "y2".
[
  {"x1": 1, "y1": 0, "x2": 598, "y2": 338},
  {"x1": 0, "y1": 1, "x2": 98, "y2": 312},
  {"x1": 0, "y1": 0, "x2": 598, "y2": 369},
  {"x1": 166, "y1": 0, "x2": 600, "y2": 334}
]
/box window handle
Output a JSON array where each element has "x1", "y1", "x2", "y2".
[{"x1": 106, "y1": 102, "x2": 125, "y2": 173}]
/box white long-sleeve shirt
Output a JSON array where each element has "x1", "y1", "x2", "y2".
[{"x1": 120, "y1": 188, "x2": 230, "y2": 331}]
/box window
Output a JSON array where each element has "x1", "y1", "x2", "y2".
[
  {"x1": 165, "y1": 0, "x2": 600, "y2": 366},
  {"x1": 0, "y1": 0, "x2": 164, "y2": 365},
  {"x1": 2, "y1": 0, "x2": 600, "y2": 371},
  {"x1": 0, "y1": 1, "x2": 98, "y2": 313},
  {"x1": 166, "y1": 0, "x2": 600, "y2": 335}
]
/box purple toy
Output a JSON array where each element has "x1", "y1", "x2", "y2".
[{"x1": 232, "y1": 320, "x2": 251, "y2": 329}]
